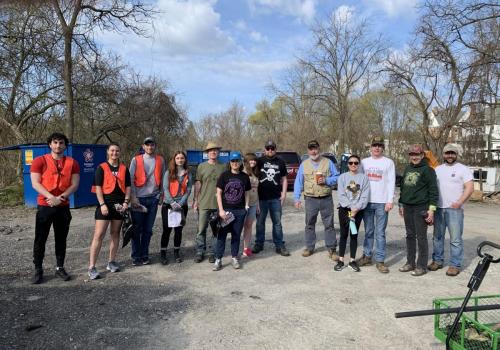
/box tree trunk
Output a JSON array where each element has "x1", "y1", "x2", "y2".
[{"x1": 63, "y1": 32, "x2": 74, "y2": 142}]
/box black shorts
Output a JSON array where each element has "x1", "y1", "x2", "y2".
[{"x1": 95, "y1": 202, "x2": 124, "y2": 221}]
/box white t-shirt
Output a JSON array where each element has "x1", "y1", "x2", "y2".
[
  {"x1": 361, "y1": 156, "x2": 396, "y2": 204},
  {"x1": 435, "y1": 162, "x2": 473, "y2": 208}
]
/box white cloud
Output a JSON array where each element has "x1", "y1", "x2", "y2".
[
  {"x1": 234, "y1": 20, "x2": 248, "y2": 31},
  {"x1": 249, "y1": 30, "x2": 268, "y2": 43},
  {"x1": 333, "y1": 5, "x2": 355, "y2": 23},
  {"x1": 247, "y1": 0, "x2": 318, "y2": 23},
  {"x1": 364, "y1": 0, "x2": 417, "y2": 17}
]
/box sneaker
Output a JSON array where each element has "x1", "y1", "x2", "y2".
[
  {"x1": 252, "y1": 245, "x2": 263, "y2": 254},
  {"x1": 174, "y1": 250, "x2": 182, "y2": 263},
  {"x1": 411, "y1": 268, "x2": 427, "y2": 277},
  {"x1": 276, "y1": 246, "x2": 290, "y2": 257},
  {"x1": 212, "y1": 259, "x2": 222, "y2": 271},
  {"x1": 32, "y1": 268, "x2": 43, "y2": 285},
  {"x1": 334, "y1": 261, "x2": 345, "y2": 271},
  {"x1": 302, "y1": 248, "x2": 314, "y2": 257},
  {"x1": 398, "y1": 263, "x2": 415, "y2": 273},
  {"x1": 231, "y1": 257, "x2": 241, "y2": 269},
  {"x1": 348, "y1": 261, "x2": 361, "y2": 272},
  {"x1": 132, "y1": 258, "x2": 142, "y2": 266},
  {"x1": 55, "y1": 267, "x2": 71, "y2": 281},
  {"x1": 328, "y1": 248, "x2": 339, "y2": 261},
  {"x1": 106, "y1": 261, "x2": 120, "y2": 273},
  {"x1": 160, "y1": 251, "x2": 168, "y2": 265},
  {"x1": 208, "y1": 255, "x2": 215, "y2": 264},
  {"x1": 142, "y1": 258, "x2": 151, "y2": 265},
  {"x1": 242, "y1": 247, "x2": 253, "y2": 257},
  {"x1": 88, "y1": 267, "x2": 100, "y2": 280},
  {"x1": 427, "y1": 261, "x2": 443, "y2": 271},
  {"x1": 446, "y1": 266, "x2": 460, "y2": 277},
  {"x1": 376, "y1": 262, "x2": 390, "y2": 273},
  {"x1": 357, "y1": 255, "x2": 372, "y2": 266},
  {"x1": 194, "y1": 254, "x2": 203, "y2": 263}
]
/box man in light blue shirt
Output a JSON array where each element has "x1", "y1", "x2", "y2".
[{"x1": 294, "y1": 140, "x2": 339, "y2": 260}]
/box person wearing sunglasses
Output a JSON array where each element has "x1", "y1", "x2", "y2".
[
  {"x1": 428, "y1": 144, "x2": 473, "y2": 277},
  {"x1": 398, "y1": 144, "x2": 438, "y2": 277},
  {"x1": 252, "y1": 140, "x2": 290, "y2": 256},
  {"x1": 334, "y1": 155, "x2": 369, "y2": 272},
  {"x1": 357, "y1": 136, "x2": 395, "y2": 273},
  {"x1": 213, "y1": 151, "x2": 251, "y2": 271},
  {"x1": 293, "y1": 140, "x2": 339, "y2": 260}
]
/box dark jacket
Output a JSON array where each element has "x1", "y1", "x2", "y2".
[{"x1": 399, "y1": 159, "x2": 438, "y2": 208}]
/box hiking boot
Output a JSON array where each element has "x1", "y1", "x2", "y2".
[
  {"x1": 132, "y1": 258, "x2": 142, "y2": 266},
  {"x1": 276, "y1": 246, "x2": 290, "y2": 257},
  {"x1": 302, "y1": 248, "x2": 314, "y2": 257},
  {"x1": 231, "y1": 257, "x2": 241, "y2": 269},
  {"x1": 242, "y1": 247, "x2": 253, "y2": 257},
  {"x1": 194, "y1": 254, "x2": 203, "y2": 263},
  {"x1": 142, "y1": 257, "x2": 151, "y2": 265},
  {"x1": 174, "y1": 249, "x2": 182, "y2": 263},
  {"x1": 328, "y1": 248, "x2": 339, "y2": 261},
  {"x1": 212, "y1": 259, "x2": 222, "y2": 271},
  {"x1": 88, "y1": 267, "x2": 100, "y2": 280},
  {"x1": 160, "y1": 250, "x2": 168, "y2": 265},
  {"x1": 32, "y1": 268, "x2": 43, "y2": 285},
  {"x1": 55, "y1": 267, "x2": 71, "y2": 281},
  {"x1": 348, "y1": 261, "x2": 361, "y2": 272},
  {"x1": 208, "y1": 255, "x2": 215, "y2": 264},
  {"x1": 376, "y1": 262, "x2": 389, "y2": 273},
  {"x1": 446, "y1": 266, "x2": 460, "y2": 277},
  {"x1": 398, "y1": 263, "x2": 415, "y2": 273},
  {"x1": 427, "y1": 261, "x2": 443, "y2": 271},
  {"x1": 106, "y1": 261, "x2": 120, "y2": 273},
  {"x1": 252, "y1": 245, "x2": 263, "y2": 254},
  {"x1": 334, "y1": 261, "x2": 345, "y2": 271},
  {"x1": 357, "y1": 255, "x2": 372, "y2": 267},
  {"x1": 411, "y1": 268, "x2": 427, "y2": 277}
]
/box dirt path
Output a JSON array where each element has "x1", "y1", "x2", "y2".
[{"x1": 1, "y1": 193, "x2": 499, "y2": 349}]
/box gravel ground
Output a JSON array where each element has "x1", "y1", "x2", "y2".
[{"x1": 0, "y1": 192, "x2": 499, "y2": 350}]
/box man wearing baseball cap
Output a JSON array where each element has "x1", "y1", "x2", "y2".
[
  {"x1": 428, "y1": 144, "x2": 473, "y2": 276},
  {"x1": 192, "y1": 141, "x2": 226, "y2": 263},
  {"x1": 357, "y1": 136, "x2": 395, "y2": 273},
  {"x1": 253, "y1": 139, "x2": 290, "y2": 256}
]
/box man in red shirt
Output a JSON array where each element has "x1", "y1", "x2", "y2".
[{"x1": 30, "y1": 133, "x2": 80, "y2": 284}]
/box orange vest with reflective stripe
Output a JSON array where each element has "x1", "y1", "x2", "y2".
[
  {"x1": 40, "y1": 154, "x2": 74, "y2": 193},
  {"x1": 134, "y1": 154, "x2": 162, "y2": 187},
  {"x1": 91, "y1": 162, "x2": 126, "y2": 194},
  {"x1": 169, "y1": 173, "x2": 188, "y2": 197}
]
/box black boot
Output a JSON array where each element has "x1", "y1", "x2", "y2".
[
  {"x1": 160, "y1": 250, "x2": 168, "y2": 265},
  {"x1": 174, "y1": 249, "x2": 182, "y2": 263},
  {"x1": 33, "y1": 268, "x2": 43, "y2": 284}
]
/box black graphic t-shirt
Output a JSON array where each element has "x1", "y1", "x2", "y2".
[
  {"x1": 216, "y1": 170, "x2": 251, "y2": 209},
  {"x1": 257, "y1": 156, "x2": 287, "y2": 200}
]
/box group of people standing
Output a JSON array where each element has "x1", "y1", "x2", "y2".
[{"x1": 28, "y1": 132, "x2": 473, "y2": 284}]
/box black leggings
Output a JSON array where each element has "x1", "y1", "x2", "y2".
[
  {"x1": 161, "y1": 204, "x2": 188, "y2": 249},
  {"x1": 338, "y1": 206, "x2": 363, "y2": 259}
]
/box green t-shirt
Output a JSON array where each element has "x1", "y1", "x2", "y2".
[{"x1": 196, "y1": 161, "x2": 226, "y2": 210}]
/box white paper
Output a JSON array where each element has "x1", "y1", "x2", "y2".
[{"x1": 168, "y1": 209, "x2": 182, "y2": 227}]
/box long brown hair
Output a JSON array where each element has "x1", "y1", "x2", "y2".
[
  {"x1": 168, "y1": 151, "x2": 188, "y2": 182},
  {"x1": 244, "y1": 153, "x2": 257, "y2": 177}
]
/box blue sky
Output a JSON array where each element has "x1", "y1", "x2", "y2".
[{"x1": 97, "y1": 0, "x2": 419, "y2": 121}]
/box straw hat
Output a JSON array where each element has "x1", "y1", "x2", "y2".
[{"x1": 204, "y1": 141, "x2": 221, "y2": 152}]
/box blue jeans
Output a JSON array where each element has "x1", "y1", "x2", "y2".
[
  {"x1": 215, "y1": 209, "x2": 246, "y2": 259},
  {"x1": 362, "y1": 202, "x2": 388, "y2": 262},
  {"x1": 131, "y1": 196, "x2": 159, "y2": 260},
  {"x1": 255, "y1": 198, "x2": 284, "y2": 249},
  {"x1": 432, "y1": 208, "x2": 464, "y2": 268}
]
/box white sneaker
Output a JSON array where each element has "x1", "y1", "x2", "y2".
[
  {"x1": 212, "y1": 259, "x2": 222, "y2": 271},
  {"x1": 231, "y1": 257, "x2": 241, "y2": 269}
]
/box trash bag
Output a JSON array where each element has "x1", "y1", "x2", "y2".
[
  {"x1": 208, "y1": 211, "x2": 222, "y2": 238},
  {"x1": 121, "y1": 210, "x2": 136, "y2": 248}
]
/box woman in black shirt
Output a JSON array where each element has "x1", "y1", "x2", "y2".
[
  {"x1": 88, "y1": 143, "x2": 131, "y2": 280},
  {"x1": 213, "y1": 151, "x2": 251, "y2": 271}
]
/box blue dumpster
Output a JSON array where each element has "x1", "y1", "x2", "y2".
[
  {"x1": 17, "y1": 143, "x2": 107, "y2": 208},
  {"x1": 186, "y1": 149, "x2": 231, "y2": 166}
]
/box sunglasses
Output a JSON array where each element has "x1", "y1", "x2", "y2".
[
  {"x1": 348, "y1": 161, "x2": 359, "y2": 165},
  {"x1": 265, "y1": 146, "x2": 276, "y2": 151},
  {"x1": 371, "y1": 144, "x2": 384, "y2": 148},
  {"x1": 230, "y1": 159, "x2": 241, "y2": 163}
]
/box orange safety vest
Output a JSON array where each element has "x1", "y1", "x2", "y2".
[
  {"x1": 91, "y1": 162, "x2": 127, "y2": 194},
  {"x1": 134, "y1": 154, "x2": 162, "y2": 187},
  {"x1": 424, "y1": 150, "x2": 439, "y2": 169},
  {"x1": 169, "y1": 173, "x2": 189, "y2": 197},
  {"x1": 40, "y1": 154, "x2": 74, "y2": 193}
]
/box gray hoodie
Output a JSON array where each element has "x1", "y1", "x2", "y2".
[{"x1": 337, "y1": 171, "x2": 370, "y2": 210}]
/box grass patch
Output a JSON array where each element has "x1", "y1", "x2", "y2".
[{"x1": 0, "y1": 184, "x2": 24, "y2": 208}]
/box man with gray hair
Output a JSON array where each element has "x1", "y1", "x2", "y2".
[{"x1": 428, "y1": 144, "x2": 473, "y2": 277}]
